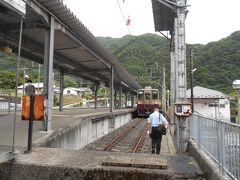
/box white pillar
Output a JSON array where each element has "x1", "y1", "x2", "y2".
[
  {"x1": 47, "y1": 16, "x2": 55, "y2": 131},
  {"x1": 59, "y1": 71, "x2": 64, "y2": 111},
  {"x1": 162, "y1": 66, "x2": 166, "y2": 113},
  {"x1": 94, "y1": 84, "x2": 98, "y2": 109},
  {"x1": 119, "y1": 85, "x2": 122, "y2": 109},
  {"x1": 110, "y1": 67, "x2": 114, "y2": 112},
  {"x1": 43, "y1": 29, "x2": 49, "y2": 131}
]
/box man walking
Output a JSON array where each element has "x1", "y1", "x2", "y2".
[{"x1": 148, "y1": 107, "x2": 168, "y2": 154}]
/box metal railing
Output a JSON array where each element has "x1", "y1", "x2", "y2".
[
  {"x1": 0, "y1": 93, "x2": 11, "y2": 114},
  {"x1": 0, "y1": 93, "x2": 22, "y2": 114},
  {"x1": 189, "y1": 114, "x2": 240, "y2": 180}
]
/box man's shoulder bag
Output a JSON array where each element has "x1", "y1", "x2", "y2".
[
  {"x1": 157, "y1": 124, "x2": 167, "y2": 135},
  {"x1": 157, "y1": 113, "x2": 167, "y2": 135}
]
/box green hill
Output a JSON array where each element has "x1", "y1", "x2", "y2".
[
  {"x1": 98, "y1": 34, "x2": 170, "y2": 89},
  {"x1": 189, "y1": 31, "x2": 240, "y2": 93},
  {"x1": 98, "y1": 31, "x2": 240, "y2": 94}
]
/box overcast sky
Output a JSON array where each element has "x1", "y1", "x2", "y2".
[{"x1": 64, "y1": 0, "x2": 240, "y2": 45}]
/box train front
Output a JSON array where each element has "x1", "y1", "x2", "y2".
[{"x1": 137, "y1": 87, "x2": 161, "y2": 117}]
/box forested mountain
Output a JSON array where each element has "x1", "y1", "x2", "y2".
[
  {"x1": 98, "y1": 31, "x2": 240, "y2": 93},
  {"x1": 189, "y1": 31, "x2": 240, "y2": 93},
  {"x1": 98, "y1": 34, "x2": 170, "y2": 89}
]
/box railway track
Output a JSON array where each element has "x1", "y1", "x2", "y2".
[
  {"x1": 103, "y1": 119, "x2": 143, "y2": 151},
  {"x1": 83, "y1": 118, "x2": 150, "y2": 153},
  {"x1": 132, "y1": 123, "x2": 150, "y2": 153}
]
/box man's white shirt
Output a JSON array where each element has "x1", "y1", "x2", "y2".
[{"x1": 147, "y1": 111, "x2": 168, "y2": 127}]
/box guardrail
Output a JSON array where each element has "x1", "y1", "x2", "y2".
[{"x1": 189, "y1": 114, "x2": 240, "y2": 179}]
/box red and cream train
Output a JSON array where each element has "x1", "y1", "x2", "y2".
[{"x1": 136, "y1": 86, "x2": 161, "y2": 117}]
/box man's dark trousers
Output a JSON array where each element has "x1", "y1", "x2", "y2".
[{"x1": 151, "y1": 127, "x2": 163, "y2": 154}]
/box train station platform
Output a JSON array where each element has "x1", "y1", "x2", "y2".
[
  {"x1": 0, "y1": 108, "x2": 134, "y2": 155},
  {"x1": 0, "y1": 132, "x2": 204, "y2": 180}
]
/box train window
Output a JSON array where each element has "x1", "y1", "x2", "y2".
[
  {"x1": 138, "y1": 91, "x2": 144, "y2": 100},
  {"x1": 152, "y1": 90, "x2": 158, "y2": 100},
  {"x1": 145, "y1": 92, "x2": 150, "y2": 100}
]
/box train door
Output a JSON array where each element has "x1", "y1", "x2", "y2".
[
  {"x1": 137, "y1": 90, "x2": 144, "y2": 116},
  {"x1": 137, "y1": 90, "x2": 144, "y2": 101},
  {"x1": 151, "y1": 90, "x2": 159, "y2": 100},
  {"x1": 144, "y1": 90, "x2": 151, "y2": 116},
  {"x1": 151, "y1": 90, "x2": 160, "y2": 109}
]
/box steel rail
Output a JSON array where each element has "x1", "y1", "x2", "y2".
[
  {"x1": 132, "y1": 124, "x2": 150, "y2": 153},
  {"x1": 103, "y1": 119, "x2": 142, "y2": 151}
]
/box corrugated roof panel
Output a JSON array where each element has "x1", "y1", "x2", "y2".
[
  {"x1": 0, "y1": 0, "x2": 140, "y2": 91},
  {"x1": 36, "y1": 0, "x2": 140, "y2": 90}
]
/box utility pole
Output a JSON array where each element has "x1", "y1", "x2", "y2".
[
  {"x1": 21, "y1": 67, "x2": 29, "y2": 95},
  {"x1": 162, "y1": 66, "x2": 166, "y2": 113},
  {"x1": 238, "y1": 91, "x2": 240, "y2": 124},
  {"x1": 175, "y1": 0, "x2": 187, "y2": 103},
  {"x1": 190, "y1": 49, "x2": 194, "y2": 113},
  {"x1": 232, "y1": 80, "x2": 240, "y2": 124},
  {"x1": 23, "y1": 67, "x2": 25, "y2": 95},
  {"x1": 155, "y1": 0, "x2": 189, "y2": 153},
  {"x1": 175, "y1": 0, "x2": 188, "y2": 153}
]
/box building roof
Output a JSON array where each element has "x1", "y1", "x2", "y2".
[
  {"x1": 186, "y1": 86, "x2": 229, "y2": 99},
  {"x1": 18, "y1": 83, "x2": 43, "y2": 89},
  {"x1": 64, "y1": 87, "x2": 92, "y2": 93}
]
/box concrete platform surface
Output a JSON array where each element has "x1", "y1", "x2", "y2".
[
  {"x1": 102, "y1": 155, "x2": 168, "y2": 169},
  {"x1": 0, "y1": 148, "x2": 174, "y2": 180},
  {"x1": 170, "y1": 155, "x2": 205, "y2": 179},
  {"x1": 0, "y1": 147, "x2": 206, "y2": 180}
]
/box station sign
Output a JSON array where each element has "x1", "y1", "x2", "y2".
[
  {"x1": 1, "y1": 0, "x2": 26, "y2": 16},
  {"x1": 175, "y1": 102, "x2": 192, "y2": 117},
  {"x1": 22, "y1": 96, "x2": 44, "y2": 121}
]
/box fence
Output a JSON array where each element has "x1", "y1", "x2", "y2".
[
  {"x1": 0, "y1": 93, "x2": 11, "y2": 114},
  {"x1": 0, "y1": 93, "x2": 22, "y2": 114},
  {"x1": 189, "y1": 114, "x2": 240, "y2": 179}
]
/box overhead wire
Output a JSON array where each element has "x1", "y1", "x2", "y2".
[
  {"x1": 115, "y1": 0, "x2": 132, "y2": 37},
  {"x1": 123, "y1": 0, "x2": 130, "y2": 17}
]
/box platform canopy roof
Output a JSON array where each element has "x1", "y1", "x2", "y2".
[
  {"x1": 0, "y1": 0, "x2": 141, "y2": 92},
  {"x1": 151, "y1": 0, "x2": 177, "y2": 32}
]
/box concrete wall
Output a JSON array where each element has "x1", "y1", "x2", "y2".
[
  {"x1": 36, "y1": 112, "x2": 132, "y2": 150},
  {"x1": 187, "y1": 140, "x2": 231, "y2": 180}
]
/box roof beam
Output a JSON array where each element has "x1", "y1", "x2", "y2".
[
  {"x1": 156, "y1": 0, "x2": 176, "y2": 11},
  {"x1": 54, "y1": 22, "x2": 111, "y2": 69},
  {"x1": 0, "y1": 22, "x2": 45, "y2": 32},
  {"x1": 26, "y1": 0, "x2": 49, "y2": 26}
]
